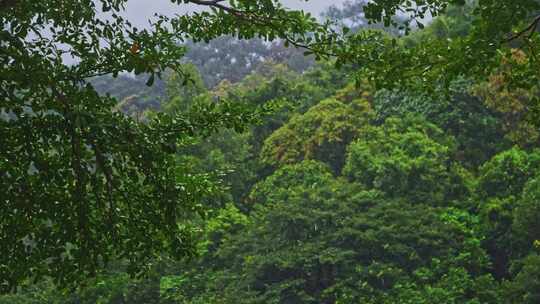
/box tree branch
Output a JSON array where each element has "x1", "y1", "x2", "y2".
[
  {"x1": 187, "y1": 0, "x2": 236, "y2": 14},
  {"x1": 186, "y1": 0, "x2": 337, "y2": 57},
  {"x1": 504, "y1": 15, "x2": 540, "y2": 42}
]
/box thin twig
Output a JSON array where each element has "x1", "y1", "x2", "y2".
[{"x1": 504, "y1": 15, "x2": 540, "y2": 42}]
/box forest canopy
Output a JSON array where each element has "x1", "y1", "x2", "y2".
[{"x1": 1, "y1": 0, "x2": 540, "y2": 302}]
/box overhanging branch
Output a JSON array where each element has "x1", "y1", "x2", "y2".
[
  {"x1": 505, "y1": 14, "x2": 540, "y2": 42},
  {"x1": 185, "y1": 0, "x2": 337, "y2": 57}
]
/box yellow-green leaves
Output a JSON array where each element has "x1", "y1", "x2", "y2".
[{"x1": 261, "y1": 97, "x2": 372, "y2": 172}]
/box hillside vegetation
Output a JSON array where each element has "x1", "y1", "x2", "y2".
[{"x1": 2, "y1": 0, "x2": 540, "y2": 303}]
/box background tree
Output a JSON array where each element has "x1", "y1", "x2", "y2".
[
  {"x1": 374, "y1": 78, "x2": 507, "y2": 168},
  {"x1": 169, "y1": 161, "x2": 499, "y2": 303},
  {"x1": 261, "y1": 94, "x2": 372, "y2": 173},
  {"x1": 343, "y1": 115, "x2": 469, "y2": 205}
]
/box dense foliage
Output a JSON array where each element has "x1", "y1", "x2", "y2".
[
  {"x1": 0, "y1": 0, "x2": 335, "y2": 291},
  {"x1": 2, "y1": 0, "x2": 540, "y2": 302}
]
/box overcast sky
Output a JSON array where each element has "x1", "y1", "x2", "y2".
[{"x1": 122, "y1": 0, "x2": 347, "y2": 29}]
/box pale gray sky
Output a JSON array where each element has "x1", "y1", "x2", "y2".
[{"x1": 122, "y1": 0, "x2": 346, "y2": 28}]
